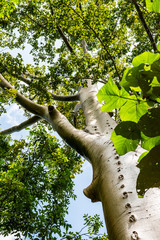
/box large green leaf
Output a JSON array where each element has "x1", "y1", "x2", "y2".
[
  {"x1": 120, "y1": 98, "x2": 148, "y2": 123},
  {"x1": 97, "y1": 78, "x2": 130, "y2": 112},
  {"x1": 138, "y1": 108, "x2": 160, "y2": 137},
  {"x1": 138, "y1": 151, "x2": 149, "y2": 163},
  {"x1": 132, "y1": 52, "x2": 160, "y2": 67},
  {"x1": 137, "y1": 145, "x2": 160, "y2": 196},
  {"x1": 146, "y1": 0, "x2": 160, "y2": 13},
  {"x1": 141, "y1": 132, "x2": 160, "y2": 150},
  {"x1": 111, "y1": 121, "x2": 140, "y2": 155},
  {"x1": 120, "y1": 65, "x2": 144, "y2": 89},
  {"x1": 138, "y1": 59, "x2": 160, "y2": 97}
]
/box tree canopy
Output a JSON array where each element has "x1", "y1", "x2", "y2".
[{"x1": 0, "y1": 0, "x2": 160, "y2": 239}]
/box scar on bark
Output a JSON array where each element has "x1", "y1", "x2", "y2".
[
  {"x1": 48, "y1": 105, "x2": 55, "y2": 113},
  {"x1": 83, "y1": 176, "x2": 101, "y2": 202}
]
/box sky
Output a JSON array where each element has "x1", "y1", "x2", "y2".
[{"x1": 0, "y1": 42, "x2": 106, "y2": 239}]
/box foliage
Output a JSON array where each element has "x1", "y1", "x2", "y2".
[
  {"x1": 1, "y1": 0, "x2": 159, "y2": 112},
  {"x1": 97, "y1": 2, "x2": 160, "y2": 196},
  {"x1": 0, "y1": 0, "x2": 160, "y2": 237},
  {"x1": 0, "y1": 124, "x2": 83, "y2": 239},
  {"x1": 61, "y1": 214, "x2": 108, "y2": 240}
]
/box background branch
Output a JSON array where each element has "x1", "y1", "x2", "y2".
[
  {"x1": 131, "y1": 0, "x2": 157, "y2": 52},
  {"x1": 0, "y1": 74, "x2": 46, "y2": 116},
  {"x1": 48, "y1": 0, "x2": 74, "y2": 54},
  {"x1": 50, "y1": 92, "x2": 80, "y2": 101},
  {"x1": 69, "y1": 6, "x2": 122, "y2": 81},
  {"x1": 3, "y1": 70, "x2": 80, "y2": 102},
  {"x1": 0, "y1": 116, "x2": 41, "y2": 135},
  {"x1": 56, "y1": 24, "x2": 74, "y2": 53}
]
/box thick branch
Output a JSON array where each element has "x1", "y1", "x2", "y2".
[
  {"x1": 131, "y1": 0, "x2": 157, "y2": 52},
  {"x1": 46, "y1": 104, "x2": 94, "y2": 158},
  {"x1": 0, "y1": 116, "x2": 41, "y2": 135},
  {"x1": 0, "y1": 74, "x2": 46, "y2": 116}
]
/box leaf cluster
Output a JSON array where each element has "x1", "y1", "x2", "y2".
[
  {"x1": 1, "y1": 0, "x2": 159, "y2": 109},
  {"x1": 98, "y1": 49, "x2": 160, "y2": 196},
  {"x1": 61, "y1": 214, "x2": 108, "y2": 240},
  {"x1": 0, "y1": 124, "x2": 83, "y2": 239}
]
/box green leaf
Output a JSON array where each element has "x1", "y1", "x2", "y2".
[
  {"x1": 120, "y1": 98, "x2": 148, "y2": 123},
  {"x1": 138, "y1": 108, "x2": 160, "y2": 137},
  {"x1": 120, "y1": 67, "x2": 133, "y2": 90},
  {"x1": 97, "y1": 78, "x2": 130, "y2": 112},
  {"x1": 141, "y1": 132, "x2": 160, "y2": 150},
  {"x1": 146, "y1": 0, "x2": 160, "y2": 13},
  {"x1": 138, "y1": 151, "x2": 149, "y2": 163},
  {"x1": 111, "y1": 121, "x2": 140, "y2": 155},
  {"x1": 138, "y1": 70, "x2": 160, "y2": 97},
  {"x1": 132, "y1": 52, "x2": 160, "y2": 67},
  {"x1": 157, "y1": 42, "x2": 160, "y2": 51},
  {"x1": 121, "y1": 64, "x2": 144, "y2": 89},
  {"x1": 137, "y1": 145, "x2": 160, "y2": 196},
  {"x1": 146, "y1": 0, "x2": 154, "y2": 11}
]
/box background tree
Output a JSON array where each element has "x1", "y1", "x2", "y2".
[{"x1": 0, "y1": 0, "x2": 160, "y2": 239}]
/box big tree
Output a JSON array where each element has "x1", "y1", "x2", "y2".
[{"x1": 0, "y1": 0, "x2": 160, "y2": 239}]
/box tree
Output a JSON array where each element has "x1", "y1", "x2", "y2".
[{"x1": 0, "y1": 0, "x2": 160, "y2": 239}]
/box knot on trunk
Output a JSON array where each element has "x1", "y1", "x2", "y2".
[
  {"x1": 48, "y1": 105, "x2": 55, "y2": 113},
  {"x1": 83, "y1": 176, "x2": 101, "y2": 202}
]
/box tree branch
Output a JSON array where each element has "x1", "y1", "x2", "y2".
[
  {"x1": 3, "y1": 70, "x2": 80, "y2": 102},
  {"x1": 0, "y1": 116, "x2": 41, "y2": 135},
  {"x1": 20, "y1": 73, "x2": 80, "y2": 101},
  {"x1": 0, "y1": 76, "x2": 92, "y2": 159},
  {"x1": 0, "y1": 74, "x2": 46, "y2": 116},
  {"x1": 48, "y1": 0, "x2": 74, "y2": 54},
  {"x1": 56, "y1": 24, "x2": 74, "y2": 53},
  {"x1": 131, "y1": 0, "x2": 157, "y2": 52},
  {"x1": 26, "y1": 8, "x2": 74, "y2": 54},
  {"x1": 50, "y1": 92, "x2": 80, "y2": 101},
  {"x1": 81, "y1": 38, "x2": 88, "y2": 54},
  {"x1": 69, "y1": 6, "x2": 122, "y2": 81},
  {"x1": 18, "y1": 75, "x2": 31, "y2": 85}
]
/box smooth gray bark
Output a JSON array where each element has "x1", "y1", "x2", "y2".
[
  {"x1": 1, "y1": 75, "x2": 160, "y2": 239},
  {"x1": 79, "y1": 85, "x2": 160, "y2": 240}
]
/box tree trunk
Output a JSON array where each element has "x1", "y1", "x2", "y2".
[{"x1": 78, "y1": 85, "x2": 160, "y2": 240}]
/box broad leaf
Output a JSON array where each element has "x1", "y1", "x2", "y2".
[
  {"x1": 121, "y1": 64, "x2": 144, "y2": 89},
  {"x1": 146, "y1": 0, "x2": 160, "y2": 13},
  {"x1": 141, "y1": 132, "x2": 160, "y2": 150},
  {"x1": 138, "y1": 151, "x2": 149, "y2": 163},
  {"x1": 138, "y1": 69, "x2": 160, "y2": 97},
  {"x1": 132, "y1": 52, "x2": 160, "y2": 67},
  {"x1": 97, "y1": 78, "x2": 130, "y2": 112},
  {"x1": 137, "y1": 145, "x2": 160, "y2": 196},
  {"x1": 120, "y1": 98, "x2": 148, "y2": 123},
  {"x1": 111, "y1": 121, "x2": 140, "y2": 155},
  {"x1": 138, "y1": 108, "x2": 160, "y2": 137}
]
